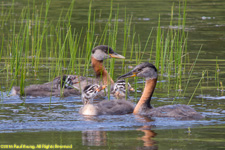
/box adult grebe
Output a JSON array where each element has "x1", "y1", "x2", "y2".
[
  {"x1": 118, "y1": 62, "x2": 204, "y2": 120},
  {"x1": 79, "y1": 84, "x2": 134, "y2": 115},
  {"x1": 12, "y1": 75, "x2": 80, "y2": 97}
]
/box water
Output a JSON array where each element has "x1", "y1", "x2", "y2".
[
  {"x1": 1, "y1": 0, "x2": 225, "y2": 149},
  {"x1": 1, "y1": 94, "x2": 224, "y2": 133}
]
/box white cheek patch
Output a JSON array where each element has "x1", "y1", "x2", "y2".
[
  {"x1": 92, "y1": 49, "x2": 109, "y2": 60},
  {"x1": 138, "y1": 67, "x2": 157, "y2": 80}
]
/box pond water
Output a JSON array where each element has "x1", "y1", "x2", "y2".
[{"x1": 0, "y1": 0, "x2": 225, "y2": 149}]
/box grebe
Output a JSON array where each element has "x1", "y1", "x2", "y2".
[
  {"x1": 12, "y1": 75, "x2": 80, "y2": 97},
  {"x1": 79, "y1": 84, "x2": 134, "y2": 115},
  {"x1": 111, "y1": 80, "x2": 134, "y2": 99},
  {"x1": 118, "y1": 62, "x2": 204, "y2": 120}
]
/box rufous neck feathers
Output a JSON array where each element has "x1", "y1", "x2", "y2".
[
  {"x1": 91, "y1": 56, "x2": 114, "y2": 85},
  {"x1": 133, "y1": 78, "x2": 157, "y2": 114}
]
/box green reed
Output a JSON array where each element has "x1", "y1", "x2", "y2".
[
  {"x1": 152, "y1": 0, "x2": 189, "y2": 97},
  {"x1": 105, "y1": 1, "x2": 118, "y2": 99},
  {"x1": 188, "y1": 70, "x2": 206, "y2": 105},
  {"x1": 215, "y1": 57, "x2": 220, "y2": 90},
  {"x1": 0, "y1": 36, "x2": 3, "y2": 62},
  {"x1": 129, "y1": 27, "x2": 136, "y2": 61},
  {"x1": 0, "y1": 0, "x2": 191, "y2": 101},
  {"x1": 84, "y1": 0, "x2": 96, "y2": 77},
  {"x1": 121, "y1": 11, "x2": 132, "y2": 74},
  {"x1": 109, "y1": 5, "x2": 119, "y2": 81},
  {"x1": 182, "y1": 46, "x2": 202, "y2": 97}
]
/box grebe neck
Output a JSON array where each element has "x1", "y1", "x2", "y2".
[
  {"x1": 91, "y1": 56, "x2": 114, "y2": 85},
  {"x1": 133, "y1": 78, "x2": 157, "y2": 114}
]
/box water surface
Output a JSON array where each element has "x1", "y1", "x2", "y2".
[{"x1": 0, "y1": 0, "x2": 225, "y2": 149}]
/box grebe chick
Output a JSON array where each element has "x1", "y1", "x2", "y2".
[
  {"x1": 79, "y1": 84, "x2": 134, "y2": 116},
  {"x1": 81, "y1": 84, "x2": 106, "y2": 105},
  {"x1": 12, "y1": 75, "x2": 80, "y2": 97},
  {"x1": 118, "y1": 62, "x2": 204, "y2": 120},
  {"x1": 73, "y1": 45, "x2": 125, "y2": 92},
  {"x1": 111, "y1": 80, "x2": 135, "y2": 99}
]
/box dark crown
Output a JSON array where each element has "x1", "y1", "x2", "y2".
[{"x1": 92, "y1": 45, "x2": 114, "y2": 54}]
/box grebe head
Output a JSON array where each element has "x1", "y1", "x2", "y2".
[
  {"x1": 82, "y1": 84, "x2": 106, "y2": 105},
  {"x1": 91, "y1": 45, "x2": 125, "y2": 61},
  {"x1": 118, "y1": 62, "x2": 158, "y2": 80},
  {"x1": 62, "y1": 75, "x2": 79, "y2": 89},
  {"x1": 112, "y1": 80, "x2": 135, "y2": 99}
]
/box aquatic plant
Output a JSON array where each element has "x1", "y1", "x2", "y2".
[{"x1": 0, "y1": 0, "x2": 196, "y2": 103}]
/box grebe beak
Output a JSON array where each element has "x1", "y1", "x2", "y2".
[
  {"x1": 72, "y1": 81, "x2": 80, "y2": 84},
  {"x1": 96, "y1": 85, "x2": 107, "y2": 92},
  {"x1": 101, "y1": 85, "x2": 107, "y2": 89},
  {"x1": 129, "y1": 87, "x2": 135, "y2": 92},
  {"x1": 109, "y1": 53, "x2": 125, "y2": 59},
  {"x1": 118, "y1": 71, "x2": 137, "y2": 79}
]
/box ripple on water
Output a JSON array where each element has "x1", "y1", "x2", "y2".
[
  {"x1": 197, "y1": 95, "x2": 225, "y2": 100},
  {"x1": 0, "y1": 93, "x2": 225, "y2": 133}
]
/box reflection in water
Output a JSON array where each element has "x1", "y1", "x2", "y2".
[
  {"x1": 81, "y1": 115, "x2": 107, "y2": 146},
  {"x1": 137, "y1": 126, "x2": 157, "y2": 149},
  {"x1": 82, "y1": 115, "x2": 99, "y2": 121},
  {"x1": 82, "y1": 130, "x2": 107, "y2": 146},
  {"x1": 136, "y1": 115, "x2": 158, "y2": 149}
]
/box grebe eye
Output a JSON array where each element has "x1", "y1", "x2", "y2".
[{"x1": 135, "y1": 68, "x2": 142, "y2": 72}]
